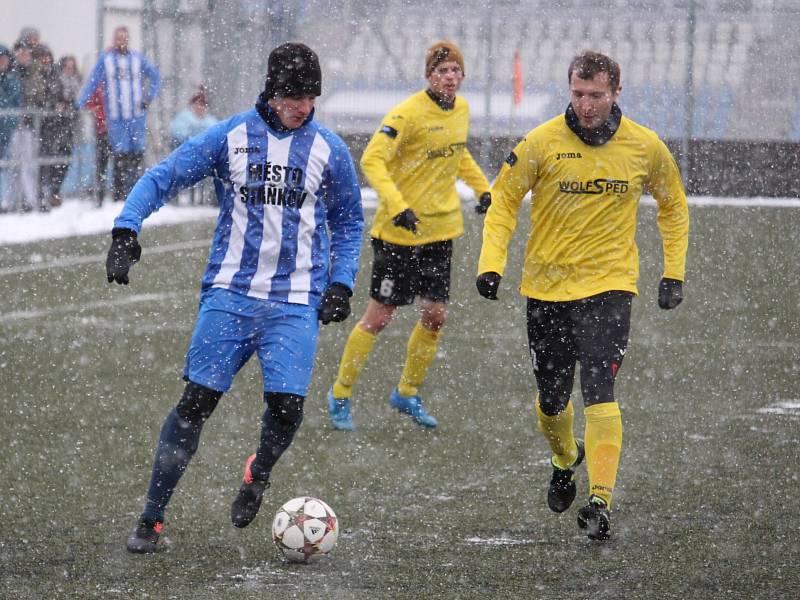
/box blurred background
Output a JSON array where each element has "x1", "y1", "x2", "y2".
[{"x1": 1, "y1": 0, "x2": 799, "y2": 200}]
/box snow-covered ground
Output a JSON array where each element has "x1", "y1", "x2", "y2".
[
  {"x1": 0, "y1": 199, "x2": 216, "y2": 246},
  {"x1": 0, "y1": 188, "x2": 797, "y2": 246},
  {"x1": 0, "y1": 189, "x2": 378, "y2": 246}
]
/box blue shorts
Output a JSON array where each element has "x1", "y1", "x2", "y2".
[
  {"x1": 107, "y1": 116, "x2": 147, "y2": 153},
  {"x1": 183, "y1": 287, "x2": 320, "y2": 396}
]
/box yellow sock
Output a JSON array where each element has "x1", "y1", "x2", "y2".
[
  {"x1": 584, "y1": 402, "x2": 623, "y2": 508},
  {"x1": 332, "y1": 325, "x2": 377, "y2": 398},
  {"x1": 535, "y1": 397, "x2": 578, "y2": 469},
  {"x1": 397, "y1": 321, "x2": 441, "y2": 397}
]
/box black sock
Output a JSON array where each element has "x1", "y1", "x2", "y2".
[{"x1": 142, "y1": 408, "x2": 203, "y2": 522}]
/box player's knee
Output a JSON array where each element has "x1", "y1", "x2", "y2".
[
  {"x1": 582, "y1": 377, "x2": 616, "y2": 407},
  {"x1": 421, "y1": 312, "x2": 446, "y2": 332},
  {"x1": 538, "y1": 392, "x2": 570, "y2": 416},
  {"x1": 360, "y1": 303, "x2": 395, "y2": 333},
  {"x1": 176, "y1": 381, "x2": 223, "y2": 424},
  {"x1": 421, "y1": 303, "x2": 447, "y2": 331},
  {"x1": 265, "y1": 392, "x2": 305, "y2": 427}
]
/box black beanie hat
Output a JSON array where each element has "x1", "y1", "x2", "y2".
[{"x1": 264, "y1": 42, "x2": 322, "y2": 99}]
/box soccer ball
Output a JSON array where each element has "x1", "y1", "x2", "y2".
[{"x1": 272, "y1": 496, "x2": 339, "y2": 563}]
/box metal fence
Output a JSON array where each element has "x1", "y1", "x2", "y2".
[
  {"x1": 129, "y1": 0, "x2": 800, "y2": 145},
  {"x1": 0, "y1": 108, "x2": 81, "y2": 212},
  {"x1": 125, "y1": 0, "x2": 800, "y2": 140},
  {"x1": 5, "y1": 0, "x2": 794, "y2": 203}
]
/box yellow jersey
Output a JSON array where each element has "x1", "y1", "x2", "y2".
[
  {"x1": 361, "y1": 89, "x2": 490, "y2": 246},
  {"x1": 479, "y1": 113, "x2": 689, "y2": 301}
]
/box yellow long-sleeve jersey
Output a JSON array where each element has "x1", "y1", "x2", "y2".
[
  {"x1": 362, "y1": 90, "x2": 491, "y2": 246},
  {"x1": 479, "y1": 113, "x2": 689, "y2": 301}
]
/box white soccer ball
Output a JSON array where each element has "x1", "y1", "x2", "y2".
[{"x1": 272, "y1": 496, "x2": 339, "y2": 563}]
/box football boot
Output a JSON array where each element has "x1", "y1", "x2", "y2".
[
  {"x1": 327, "y1": 388, "x2": 355, "y2": 431},
  {"x1": 389, "y1": 389, "x2": 438, "y2": 428},
  {"x1": 126, "y1": 517, "x2": 166, "y2": 554},
  {"x1": 577, "y1": 495, "x2": 611, "y2": 541},
  {"x1": 547, "y1": 439, "x2": 585, "y2": 513},
  {"x1": 231, "y1": 454, "x2": 270, "y2": 528}
]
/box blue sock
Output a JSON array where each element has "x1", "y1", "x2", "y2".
[{"x1": 142, "y1": 408, "x2": 203, "y2": 522}]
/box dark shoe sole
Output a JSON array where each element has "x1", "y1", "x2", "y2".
[
  {"x1": 126, "y1": 537, "x2": 159, "y2": 554},
  {"x1": 126, "y1": 534, "x2": 169, "y2": 553},
  {"x1": 577, "y1": 506, "x2": 610, "y2": 540}
]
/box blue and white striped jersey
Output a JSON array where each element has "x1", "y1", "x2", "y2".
[
  {"x1": 78, "y1": 50, "x2": 161, "y2": 122},
  {"x1": 114, "y1": 106, "x2": 364, "y2": 308}
]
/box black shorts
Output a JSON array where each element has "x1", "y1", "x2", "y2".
[
  {"x1": 369, "y1": 238, "x2": 453, "y2": 306},
  {"x1": 526, "y1": 291, "x2": 632, "y2": 413}
]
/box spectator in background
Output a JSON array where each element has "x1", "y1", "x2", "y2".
[
  {"x1": 30, "y1": 45, "x2": 64, "y2": 210},
  {"x1": 169, "y1": 86, "x2": 218, "y2": 147},
  {"x1": 78, "y1": 25, "x2": 161, "y2": 203},
  {"x1": 85, "y1": 81, "x2": 109, "y2": 207},
  {"x1": 7, "y1": 40, "x2": 37, "y2": 211},
  {"x1": 0, "y1": 45, "x2": 21, "y2": 212},
  {"x1": 17, "y1": 27, "x2": 41, "y2": 51},
  {"x1": 44, "y1": 55, "x2": 83, "y2": 206},
  {"x1": 169, "y1": 86, "x2": 218, "y2": 205}
]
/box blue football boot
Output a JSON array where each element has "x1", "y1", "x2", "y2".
[
  {"x1": 389, "y1": 389, "x2": 438, "y2": 428},
  {"x1": 327, "y1": 388, "x2": 354, "y2": 431}
]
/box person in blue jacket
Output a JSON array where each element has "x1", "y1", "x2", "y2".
[
  {"x1": 0, "y1": 44, "x2": 21, "y2": 211},
  {"x1": 77, "y1": 26, "x2": 160, "y2": 203},
  {"x1": 169, "y1": 85, "x2": 218, "y2": 148},
  {"x1": 107, "y1": 42, "x2": 364, "y2": 554}
]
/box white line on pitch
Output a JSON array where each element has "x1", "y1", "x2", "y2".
[
  {"x1": 0, "y1": 240, "x2": 209, "y2": 277},
  {"x1": 0, "y1": 291, "x2": 189, "y2": 324}
]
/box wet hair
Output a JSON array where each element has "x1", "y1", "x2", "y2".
[{"x1": 568, "y1": 50, "x2": 621, "y2": 91}]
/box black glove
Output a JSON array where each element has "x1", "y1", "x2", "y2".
[
  {"x1": 392, "y1": 208, "x2": 420, "y2": 234},
  {"x1": 140, "y1": 100, "x2": 149, "y2": 111},
  {"x1": 476, "y1": 272, "x2": 502, "y2": 300},
  {"x1": 319, "y1": 282, "x2": 352, "y2": 324},
  {"x1": 106, "y1": 228, "x2": 142, "y2": 285},
  {"x1": 658, "y1": 277, "x2": 683, "y2": 309},
  {"x1": 475, "y1": 192, "x2": 491, "y2": 214}
]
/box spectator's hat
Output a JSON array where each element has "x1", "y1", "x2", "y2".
[
  {"x1": 190, "y1": 86, "x2": 209, "y2": 106},
  {"x1": 19, "y1": 26, "x2": 40, "y2": 44},
  {"x1": 264, "y1": 42, "x2": 321, "y2": 99},
  {"x1": 425, "y1": 40, "x2": 465, "y2": 77}
]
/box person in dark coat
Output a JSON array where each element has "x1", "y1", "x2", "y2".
[
  {"x1": 7, "y1": 41, "x2": 38, "y2": 211},
  {"x1": 44, "y1": 55, "x2": 82, "y2": 205},
  {"x1": 30, "y1": 45, "x2": 64, "y2": 209}
]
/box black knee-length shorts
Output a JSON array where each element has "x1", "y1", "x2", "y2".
[
  {"x1": 526, "y1": 291, "x2": 633, "y2": 414},
  {"x1": 369, "y1": 238, "x2": 453, "y2": 306}
]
